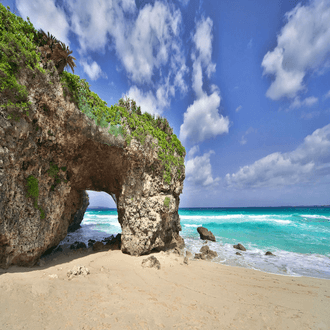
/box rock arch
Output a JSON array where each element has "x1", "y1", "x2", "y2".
[{"x1": 0, "y1": 59, "x2": 185, "y2": 268}]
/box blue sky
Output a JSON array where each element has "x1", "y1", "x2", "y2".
[{"x1": 3, "y1": 0, "x2": 330, "y2": 207}]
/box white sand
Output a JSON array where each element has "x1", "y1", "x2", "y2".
[{"x1": 0, "y1": 249, "x2": 329, "y2": 330}]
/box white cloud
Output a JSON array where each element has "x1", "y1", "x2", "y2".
[
  {"x1": 80, "y1": 58, "x2": 108, "y2": 81},
  {"x1": 123, "y1": 86, "x2": 162, "y2": 116},
  {"x1": 247, "y1": 38, "x2": 253, "y2": 49},
  {"x1": 239, "y1": 127, "x2": 254, "y2": 145},
  {"x1": 187, "y1": 145, "x2": 199, "y2": 158},
  {"x1": 185, "y1": 150, "x2": 220, "y2": 187},
  {"x1": 192, "y1": 16, "x2": 216, "y2": 80},
  {"x1": 236, "y1": 105, "x2": 242, "y2": 112},
  {"x1": 16, "y1": 0, "x2": 71, "y2": 47},
  {"x1": 301, "y1": 111, "x2": 321, "y2": 119},
  {"x1": 261, "y1": 0, "x2": 330, "y2": 100},
  {"x1": 289, "y1": 96, "x2": 318, "y2": 109},
  {"x1": 19, "y1": 0, "x2": 189, "y2": 116},
  {"x1": 324, "y1": 90, "x2": 330, "y2": 99},
  {"x1": 180, "y1": 92, "x2": 230, "y2": 144},
  {"x1": 226, "y1": 123, "x2": 330, "y2": 188},
  {"x1": 180, "y1": 16, "x2": 230, "y2": 144}
]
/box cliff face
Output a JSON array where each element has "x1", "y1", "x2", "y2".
[{"x1": 0, "y1": 5, "x2": 185, "y2": 268}]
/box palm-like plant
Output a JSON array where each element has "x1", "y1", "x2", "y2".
[{"x1": 36, "y1": 29, "x2": 76, "y2": 74}]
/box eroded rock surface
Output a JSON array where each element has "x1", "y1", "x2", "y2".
[
  {"x1": 0, "y1": 58, "x2": 185, "y2": 268},
  {"x1": 68, "y1": 190, "x2": 89, "y2": 232}
]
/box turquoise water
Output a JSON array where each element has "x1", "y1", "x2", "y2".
[{"x1": 60, "y1": 207, "x2": 330, "y2": 280}]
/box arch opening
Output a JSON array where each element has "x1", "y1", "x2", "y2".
[{"x1": 59, "y1": 190, "x2": 121, "y2": 253}]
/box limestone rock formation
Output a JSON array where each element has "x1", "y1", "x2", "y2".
[
  {"x1": 0, "y1": 5, "x2": 186, "y2": 268},
  {"x1": 67, "y1": 190, "x2": 89, "y2": 232},
  {"x1": 197, "y1": 227, "x2": 216, "y2": 242}
]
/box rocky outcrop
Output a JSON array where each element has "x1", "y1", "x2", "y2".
[
  {"x1": 194, "y1": 245, "x2": 218, "y2": 260},
  {"x1": 197, "y1": 227, "x2": 216, "y2": 242},
  {"x1": 67, "y1": 190, "x2": 89, "y2": 232},
  {"x1": 0, "y1": 6, "x2": 186, "y2": 268},
  {"x1": 233, "y1": 243, "x2": 246, "y2": 251}
]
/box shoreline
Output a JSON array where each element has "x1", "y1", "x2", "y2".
[{"x1": 1, "y1": 248, "x2": 329, "y2": 329}]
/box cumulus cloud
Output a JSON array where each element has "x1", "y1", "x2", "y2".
[
  {"x1": 18, "y1": 0, "x2": 190, "y2": 116},
  {"x1": 185, "y1": 150, "x2": 220, "y2": 187},
  {"x1": 324, "y1": 90, "x2": 330, "y2": 99},
  {"x1": 289, "y1": 96, "x2": 318, "y2": 109},
  {"x1": 123, "y1": 84, "x2": 172, "y2": 116},
  {"x1": 236, "y1": 105, "x2": 242, "y2": 112},
  {"x1": 226, "y1": 123, "x2": 330, "y2": 188},
  {"x1": 180, "y1": 16, "x2": 230, "y2": 144},
  {"x1": 80, "y1": 58, "x2": 108, "y2": 81},
  {"x1": 261, "y1": 0, "x2": 330, "y2": 100},
  {"x1": 187, "y1": 145, "x2": 200, "y2": 158},
  {"x1": 180, "y1": 92, "x2": 230, "y2": 144},
  {"x1": 16, "y1": 0, "x2": 71, "y2": 47}
]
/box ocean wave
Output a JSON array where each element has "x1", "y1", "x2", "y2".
[
  {"x1": 182, "y1": 237, "x2": 330, "y2": 280},
  {"x1": 183, "y1": 224, "x2": 203, "y2": 227},
  {"x1": 300, "y1": 214, "x2": 330, "y2": 221}
]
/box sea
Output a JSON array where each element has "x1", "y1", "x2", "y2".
[{"x1": 59, "y1": 206, "x2": 330, "y2": 280}]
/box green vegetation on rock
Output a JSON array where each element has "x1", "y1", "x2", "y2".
[
  {"x1": 164, "y1": 197, "x2": 170, "y2": 208},
  {"x1": 47, "y1": 161, "x2": 68, "y2": 190},
  {"x1": 25, "y1": 175, "x2": 45, "y2": 219},
  {"x1": 0, "y1": 3, "x2": 185, "y2": 185}
]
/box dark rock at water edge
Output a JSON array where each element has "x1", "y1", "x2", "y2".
[
  {"x1": 92, "y1": 234, "x2": 122, "y2": 252},
  {"x1": 236, "y1": 252, "x2": 242, "y2": 256},
  {"x1": 197, "y1": 227, "x2": 216, "y2": 242},
  {"x1": 194, "y1": 245, "x2": 218, "y2": 260},
  {"x1": 88, "y1": 239, "x2": 96, "y2": 248},
  {"x1": 70, "y1": 241, "x2": 87, "y2": 250},
  {"x1": 93, "y1": 241, "x2": 106, "y2": 252},
  {"x1": 67, "y1": 191, "x2": 89, "y2": 232},
  {"x1": 233, "y1": 243, "x2": 246, "y2": 251},
  {"x1": 265, "y1": 251, "x2": 275, "y2": 256}
]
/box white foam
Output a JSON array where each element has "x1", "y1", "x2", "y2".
[
  {"x1": 300, "y1": 214, "x2": 330, "y2": 221},
  {"x1": 273, "y1": 220, "x2": 291, "y2": 224},
  {"x1": 182, "y1": 236, "x2": 330, "y2": 280}
]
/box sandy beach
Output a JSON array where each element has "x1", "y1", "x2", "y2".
[{"x1": 0, "y1": 248, "x2": 329, "y2": 330}]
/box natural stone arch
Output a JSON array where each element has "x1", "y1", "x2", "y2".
[{"x1": 0, "y1": 57, "x2": 185, "y2": 268}]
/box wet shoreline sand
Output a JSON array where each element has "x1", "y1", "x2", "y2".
[{"x1": 1, "y1": 249, "x2": 329, "y2": 330}]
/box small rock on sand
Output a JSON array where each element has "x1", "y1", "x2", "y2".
[{"x1": 141, "y1": 256, "x2": 161, "y2": 270}]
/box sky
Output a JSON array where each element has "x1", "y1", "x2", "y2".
[{"x1": 2, "y1": 0, "x2": 330, "y2": 207}]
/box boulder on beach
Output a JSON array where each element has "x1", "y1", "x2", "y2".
[
  {"x1": 236, "y1": 252, "x2": 242, "y2": 256},
  {"x1": 197, "y1": 227, "x2": 216, "y2": 242},
  {"x1": 265, "y1": 251, "x2": 275, "y2": 256},
  {"x1": 141, "y1": 256, "x2": 161, "y2": 270},
  {"x1": 194, "y1": 245, "x2": 218, "y2": 260},
  {"x1": 233, "y1": 243, "x2": 246, "y2": 251}
]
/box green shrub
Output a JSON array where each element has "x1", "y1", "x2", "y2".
[{"x1": 164, "y1": 197, "x2": 170, "y2": 208}]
